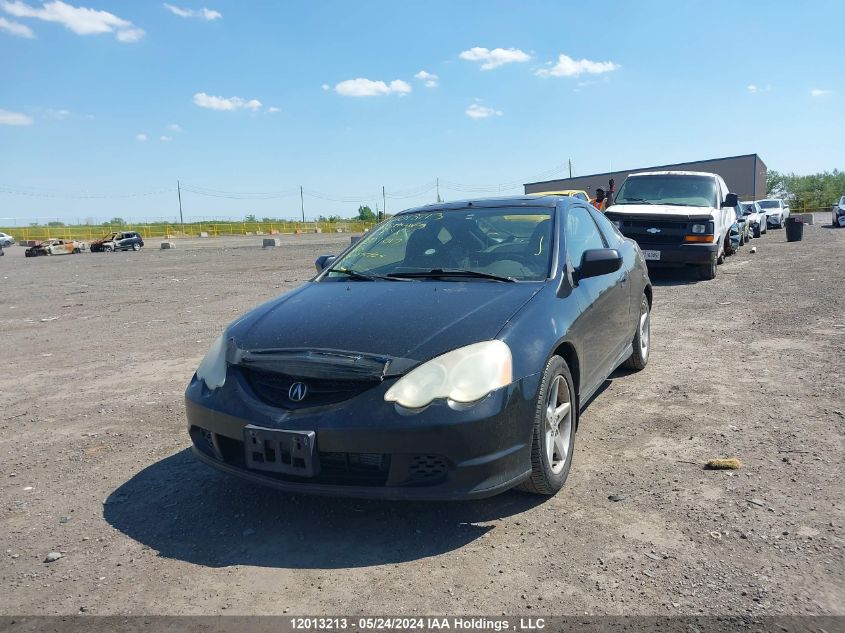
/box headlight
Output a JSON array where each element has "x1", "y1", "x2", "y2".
[
  {"x1": 384, "y1": 340, "x2": 512, "y2": 409},
  {"x1": 196, "y1": 332, "x2": 228, "y2": 390},
  {"x1": 691, "y1": 224, "x2": 707, "y2": 234}
]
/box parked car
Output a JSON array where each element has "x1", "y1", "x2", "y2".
[
  {"x1": 757, "y1": 198, "x2": 790, "y2": 229},
  {"x1": 733, "y1": 204, "x2": 752, "y2": 246},
  {"x1": 185, "y1": 195, "x2": 653, "y2": 499},
  {"x1": 604, "y1": 170, "x2": 738, "y2": 280},
  {"x1": 832, "y1": 196, "x2": 845, "y2": 227},
  {"x1": 739, "y1": 201, "x2": 767, "y2": 237},
  {"x1": 24, "y1": 238, "x2": 84, "y2": 257},
  {"x1": 91, "y1": 231, "x2": 144, "y2": 252},
  {"x1": 0, "y1": 232, "x2": 14, "y2": 248}
]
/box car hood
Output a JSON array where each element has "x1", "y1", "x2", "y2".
[
  {"x1": 606, "y1": 203, "x2": 714, "y2": 220},
  {"x1": 228, "y1": 281, "x2": 544, "y2": 363}
]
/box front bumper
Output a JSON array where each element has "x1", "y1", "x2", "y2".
[
  {"x1": 185, "y1": 368, "x2": 540, "y2": 500},
  {"x1": 634, "y1": 241, "x2": 719, "y2": 267},
  {"x1": 766, "y1": 214, "x2": 782, "y2": 226}
]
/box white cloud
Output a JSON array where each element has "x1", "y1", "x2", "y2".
[
  {"x1": 414, "y1": 70, "x2": 439, "y2": 88},
  {"x1": 0, "y1": 109, "x2": 33, "y2": 124},
  {"x1": 334, "y1": 78, "x2": 411, "y2": 97},
  {"x1": 167, "y1": 123, "x2": 182, "y2": 132},
  {"x1": 535, "y1": 54, "x2": 620, "y2": 78},
  {"x1": 811, "y1": 88, "x2": 831, "y2": 97},
  {"x1": 135, "y1": 133, "x2": 147, "y2": 141},
  {"x1": 267, "y1": 106, "x2": 280, "y2": 113},
  {"x1": 321, "y1": 83, "x2": 330, "y2": 91},
  {"x1": 45, "y1": 107, "x2": 70, "y2": 119},
  {"x1": 159, "y1": 135, "x2": 172, "y2": 142},
  {"x1": 459, "y1": 47, "x2": 531, "y2": 70},
  {"x1": 193, "y1": 92, "x2": 262, "y2": 111},
  {"x1": 465, "y1": 103, "x2": 502, "y2": 119},
  {"x1": 747, "y1": 84, "x2": 758, "y2": 93},
  {"x1": 0, "y1": 15, "x2": 34, "y2": 36},
  {"x1": 163, "y1": 3, "x2": 220, "y2": 21},
  {"x1": 1, "y1": 0, "x2": 144, "y2": 42}
]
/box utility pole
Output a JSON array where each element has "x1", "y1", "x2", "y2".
[
  {"x1": 436, "y1": 177, "x2": 441, "y2": 203},
  {"x1": 177, "y1": 180, "x2": 184, "y2": 231},
  {"x1": 568, "y1": 159, "x2": 572, "y2": 179},
  {"x1": 382, "y1": 186, "x2": 386, "y2": 222},
  {"x1": 300, "y1": 186, "x2": 305, "y2": 223}
]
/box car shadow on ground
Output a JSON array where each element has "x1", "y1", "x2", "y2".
[
  {"x1": 645, "y1": 267, "x2": 698, "y2": 286},
  {"x1": 103, "y1": 449, "x2": 545, "y2": 569}
]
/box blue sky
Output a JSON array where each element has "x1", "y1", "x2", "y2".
[{"x1": 1, "y1": 0, "x2": 843, "y2": 222}]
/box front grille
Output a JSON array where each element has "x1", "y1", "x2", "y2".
[
  {"x1": 238, "y1": 366, "x2": 377, "y2": 410},
  {"x1": 622, "y1": 232, "x2": 683, "y2": 245},
  {"x1": 408, "y1": 455, "x2": 448, "y2": 482}
]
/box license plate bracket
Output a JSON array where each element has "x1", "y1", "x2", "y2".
[
  {"x1": 642, "y1": 250, "x2": 661, "y2": 261},
  {"x1": 243, "y1": 425, "x2": 319, "y2": 477}
]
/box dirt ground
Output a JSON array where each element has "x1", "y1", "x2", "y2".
[{"x1": 1, "y1": 219, "x2": 843, "y2": 617}]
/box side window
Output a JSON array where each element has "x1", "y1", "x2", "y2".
[
  {"x1": 588, "y1": 207, "x2": 623, "y2": 246},
  {"x1": 565, "y1": 206, "x2": 606, "y2": 267}
]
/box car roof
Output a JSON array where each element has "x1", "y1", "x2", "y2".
[
  {"x1": 397, "y1": 195, "x2": 561, "y2": 215},
  {"x1": 627, "y1": 170, "x2": 719, "y2": 178}
]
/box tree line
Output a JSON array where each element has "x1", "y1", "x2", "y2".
[{"x1": 767, "y1": 169, "x2": 845, "y2": 211}]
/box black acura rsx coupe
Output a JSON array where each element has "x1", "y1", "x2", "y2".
[{"x1": 185, "y1": 195, "x2": 652, "y2": 499}]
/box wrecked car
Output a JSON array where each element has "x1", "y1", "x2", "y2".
[
  {"x1": 24, "y1": 239, "x2": 84, "y2": 257},
  {"x1": 832, "y1": 196, "x2": 845, "y2": 227},
  {"x1": 186, "y1": 195, "x2": 653, "y2": 500},
  {"x1": 91, "y1": 231, "x2": 144, "y2": 252}
]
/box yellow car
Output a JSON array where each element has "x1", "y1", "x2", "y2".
[{"x1": 531, "y1": 190, "x2": 592, "y2": 203}]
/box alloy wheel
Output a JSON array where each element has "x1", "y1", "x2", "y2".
[{"x1": 545, "y1": 375, "x2": 573, "y2": 474}]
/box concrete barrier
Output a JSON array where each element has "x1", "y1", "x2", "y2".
[
  {"x1": 263, "y1": 238, "x2": 280, "y2": 248},
  {"x1": 795, "y1": 213, "x2": 815, "y2": 225},
  {"x1": 270, "y1": 230, "x2": 280, "y2": 235},
  {"x1": 199, "y1": 231, "x2": 209, "y2": 238},
  {"x1": 160, "y1": 241, "x2": 176, "y2": 249},
  {"x1": 314, "y1": 228, "x2": 322, "y2": 234}
]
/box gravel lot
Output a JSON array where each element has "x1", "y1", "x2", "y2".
[{"x1": 1, "y1": 219, "x2": 843, "y2": 616}]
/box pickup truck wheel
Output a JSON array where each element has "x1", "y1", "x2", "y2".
[
  {"x1": 623, "y1": 294, "x2": 650, "y2": 371},
  {"x1": 698, "y1": 257, "x2": 717, "y2": 280},
  {"x1": 520, "y1": 355, "x2": 576, "y2": 496}
]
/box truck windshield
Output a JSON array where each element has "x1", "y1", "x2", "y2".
[
  {"x1": 615, "y1": 175, "x2": 718, "y2": 208},
  {"x1": 325, "y1": 207, "x2": 554, "y2": 282}
]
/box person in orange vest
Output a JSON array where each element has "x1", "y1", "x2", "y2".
[
  {"x1": 592, "y1": 188, "x2": 608, "y2": 211},
  {"x1": 592, "y1": 178, "x2": 615, "y2": 212}
]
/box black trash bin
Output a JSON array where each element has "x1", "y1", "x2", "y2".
[{"x1": 785, "y1": 217, "x2": 804, "y2": 242}]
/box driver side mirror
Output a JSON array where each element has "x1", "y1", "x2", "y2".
[
  {"x1": 722, "y1": 193, "x2": 738, "y2": 208},
  {"x1": 315, "y1": 254, "x2": 336, "y2": 272},
  {"x1": 575, "y1": 249, "x2": 622, "y2": 282}
]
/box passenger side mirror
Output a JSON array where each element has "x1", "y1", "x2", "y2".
[
  {"x1": 315, "y1": 254, "x2": 336, "y2": 272},
  {"x1": 722, "y1": 193, "x2": 738, "y2": 208},
  {"x1": 575, "y1": 249, "x2": 622, "y2": 282}
]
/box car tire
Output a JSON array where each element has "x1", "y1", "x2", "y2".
[
  {"x1": 698, "y1": 257, "x2": 717, "y2": 280},
  {"x1": 623, "y1": 294, "x2": 650, "y2": 371},
  {"x1": 521, "y1": 355, "x2": 577, "y2": 496},
  {"x1": 132, "y1": 243, "x2": 140, "y2": 251}
]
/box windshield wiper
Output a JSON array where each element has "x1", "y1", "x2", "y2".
[
  {"x1": 330, "y1": 268, "x2": 410, "y2": 281},
  {"x1": 387, "y1": 269, "x2": 516, "y2": 282},
  {"x1": 616, "y1": 197, "x2": 653, "y2": 205}
]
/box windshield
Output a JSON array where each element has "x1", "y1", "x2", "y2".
[
  {"x1": 740, "y1": 203, "x2": 754, "y2": 213},
  {"x1": 614, "y1": 175, "x2": 718, "y2": 208},
  {"x1": 758, "y1": 200, "x2": 780, "y2": 209},
  {"x1": 326, "y1": 208, "x2": 554, "y2": 282}
]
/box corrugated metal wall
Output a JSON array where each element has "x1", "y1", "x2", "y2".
[{"x1": 524, "y1": 154, "x2": 768, "y2": 201}]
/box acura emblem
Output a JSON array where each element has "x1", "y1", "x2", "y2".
[
  {"x1": 646, "y1": 227, "x2": 661, "y2": 234},
  {"x1": 288, "y1": 382, "x2": 307, "y2": 402}
]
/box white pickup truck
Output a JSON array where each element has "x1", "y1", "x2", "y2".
[{"x1": 604, "y1": 171, "x2": 738, "y2": 280}]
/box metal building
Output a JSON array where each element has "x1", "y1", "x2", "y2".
[{"x1": 524, "y1": 153, "x2": 768, "y2": 201}]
